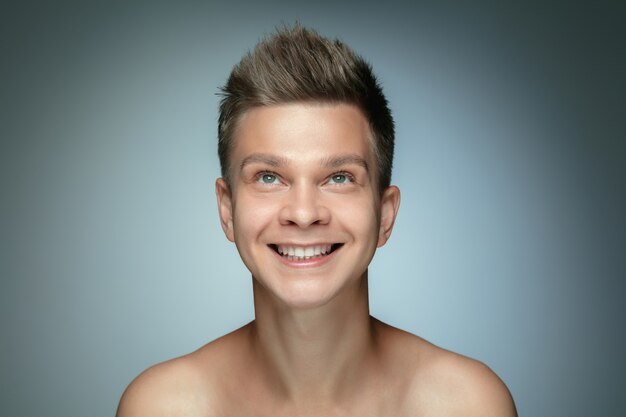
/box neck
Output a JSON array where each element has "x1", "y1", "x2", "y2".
[{"x1": 249, "y1": 273, "x2": 378, "y2": 405}]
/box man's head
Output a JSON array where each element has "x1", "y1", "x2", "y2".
[{"x1": 217, "y1": 25, "x2": 394, "y2": 194}]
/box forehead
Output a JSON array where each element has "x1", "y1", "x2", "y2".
[{"x1": 230, "y1": 103, "x2": 375, "y2": 169}]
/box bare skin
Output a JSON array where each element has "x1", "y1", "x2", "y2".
[{"x1": 117, "y1": 104, "x2": 517, "y2": 417}]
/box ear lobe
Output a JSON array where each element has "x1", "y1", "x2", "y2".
[
  {"x1": 215, "y1": 178, "x2": 235, "y2": 242},
  {"x1": 377, "y1": 186, "x2": 400, "y2": 248}
]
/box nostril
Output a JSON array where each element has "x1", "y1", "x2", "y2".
[{"x1": 277, "y1": 193, "x2": 330, "y2": 228}]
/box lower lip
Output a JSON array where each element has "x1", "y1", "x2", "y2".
[{"x1": 271, "y1": 246, "x2": 340, "y2": 269}]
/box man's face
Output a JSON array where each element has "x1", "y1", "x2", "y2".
[{"x1": 216, "y1": 103, "x2": 399, "y2": 308}]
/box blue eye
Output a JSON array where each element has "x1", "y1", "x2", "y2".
[
  {"x1": 258, "y1": 173, "x2": 279, "y2": 184},
  {"x1": 328, "y1": 173, "x2": 351, "y2": 184}
]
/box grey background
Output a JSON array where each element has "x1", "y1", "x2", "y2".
[{"x1": 1, "y1": 1, "x2": 624, "y2": 416}]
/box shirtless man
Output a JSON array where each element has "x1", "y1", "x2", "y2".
[{"x1": 116, "y1": 25, "x2": 517, "y2": 417}]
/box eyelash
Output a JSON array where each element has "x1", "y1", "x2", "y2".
[
  {"x1": 255, "y1": 171, "x2": 282, "y2": 185},
  {"x1": 253, "y1": 171, "x2": 356, "y2": 186},
  {"x1": 327, "y1": 171, "x2": 355, "y2": 185}
]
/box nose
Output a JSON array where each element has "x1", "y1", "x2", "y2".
[{"x1": 278, "y1": 183, "x2": 330, "y2": 227}]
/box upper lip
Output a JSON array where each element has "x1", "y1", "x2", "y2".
[
  {"x1": 269, "y1": 242, "x2": 340, "y2": 247},
  {"x1": 268, "y1": 243, "x2": 344, "y2": 256}
]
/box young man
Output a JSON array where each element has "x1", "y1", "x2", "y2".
[{"x1": 117, "y1": 26, "x2": 517, "y2": 416}]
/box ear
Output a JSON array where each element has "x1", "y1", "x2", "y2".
[
  {"x1": 215, "y1": 178, "x2": 235, "y2": 242},
  {"x1": 377, "y1": 185, "x2": 400, "y2": 248}
]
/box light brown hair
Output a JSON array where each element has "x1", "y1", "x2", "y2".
[{"x1": 218, "y1": 25, "x2": 394, "y2": 193}]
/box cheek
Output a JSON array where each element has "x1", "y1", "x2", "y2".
[
  {"x1": 232, "y1": 195, "x2": 280, "y2": 240},
  {"x1": 334, "y1": 197, "x2": 380, "y2": 235}
]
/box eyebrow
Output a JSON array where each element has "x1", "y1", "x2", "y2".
[
  {"x1": 320, "y1": 154, "x2": 369, "y2": 172},
  {"x1": 239, "y1": 154, "x2": 289, "y2": 172},
  {"x1": 239, "y1": 153, "x2": 369, "y2": 172}
]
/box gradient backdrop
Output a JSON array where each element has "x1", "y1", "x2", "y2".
[{"x1": 1, "y1": 1, "x2": 625, "y2": 416}]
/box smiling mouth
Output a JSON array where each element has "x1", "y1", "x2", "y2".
[{"x1": 268, "y1": 244, "x2": 343, "y2": 261}]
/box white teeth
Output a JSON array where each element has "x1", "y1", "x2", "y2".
[{"x1": 276, "y1": 244, "x2": 335, "y2": 260}]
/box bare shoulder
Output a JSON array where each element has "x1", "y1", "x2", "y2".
[
  {"x1": 414, "y1": 347, "x2": 517, "y2": 416},
  {"x1": 374, "y1": 319, "x2": 517, "y2": 417},
  {"x1": 116, "y1": 354, "x2": 210, "y2": 417},
  {"x1": 116, "y1": 325, "x2": 251, "y2": 417}
]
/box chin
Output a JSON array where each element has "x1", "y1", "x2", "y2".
[
  {"x1": 267, "y1": 278, "x2": 342, "y2": 310},
  {"x1": 282, "y1": 293, "x2": 335, "y2": 310}
]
